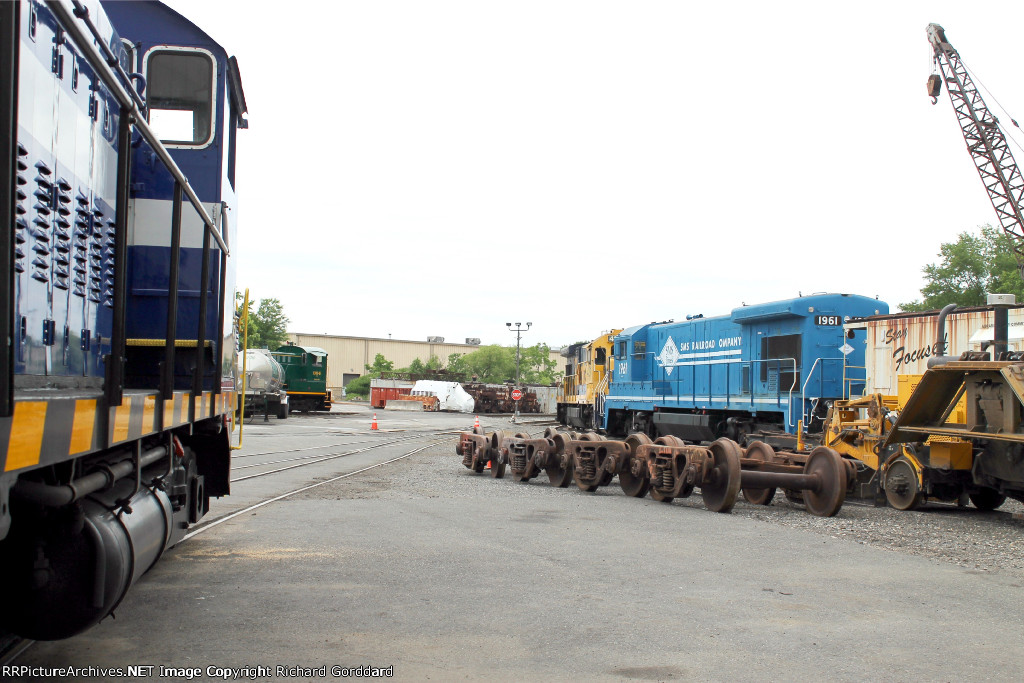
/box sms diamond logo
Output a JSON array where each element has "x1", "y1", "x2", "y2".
[{"x1": 656, "y1": 336, "x2": 679, "y2": 376}]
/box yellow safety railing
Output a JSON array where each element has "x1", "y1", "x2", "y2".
[{"x1": 231, "y1": 289, "x2": 250, "y2": 450}]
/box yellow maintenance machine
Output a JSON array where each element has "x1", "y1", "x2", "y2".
[
  {"x1": 820, "y1": 376, "x2": 979, "y2": 510},
  {"x1": 556, "y1": 329, "x2": 622, "y2": 431}
]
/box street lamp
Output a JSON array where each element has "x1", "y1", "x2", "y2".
[{"x1": 506, "y1": 322, "x2": 531, "y2": 423}]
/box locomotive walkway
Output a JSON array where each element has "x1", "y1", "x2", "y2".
[{"x1": 12, "y1": 405, "x2": 1024, "y2": 681}]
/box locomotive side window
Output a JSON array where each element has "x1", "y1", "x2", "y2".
[
  {"x1": 146, "y1": 49, "x2": 215, "y2": 145},
  {"x1": 632, "y1": 341, "x2": 646, "y2": 359},
  {"x1": 616, "y1": 341, "x2": 627, "y2": 360}
]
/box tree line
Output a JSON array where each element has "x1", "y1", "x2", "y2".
[
  {"x1": 344, "y1": 344, "x2": 561, "y2": 398},
  {"x1": 901, "y1": 224, "x2": 1024, "y2": 310}
]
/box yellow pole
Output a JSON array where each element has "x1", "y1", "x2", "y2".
[
  {"x1": 796, "y1": 420, "x2": 805, "y2": 452},
  {"x1": 231, "y1": 289, "x2": 250, "y2": 450}
]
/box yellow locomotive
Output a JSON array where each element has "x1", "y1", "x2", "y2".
[{"x1": 556, "y1": 329, "x2": 621, "y2": 430}]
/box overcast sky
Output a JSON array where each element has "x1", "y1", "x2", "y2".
[{"x1": 164, "y1": 0, "x2": 1024, "y2": 350}]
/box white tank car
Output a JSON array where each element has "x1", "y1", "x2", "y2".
[{"x1": 238, "y1": 349, "x2": 289, "y2": 419}]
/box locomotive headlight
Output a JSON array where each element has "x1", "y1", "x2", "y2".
[{"x1": 844, "y1": 316, "x2": 851, "y2": 322}]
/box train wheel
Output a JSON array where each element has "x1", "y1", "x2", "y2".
[
  {"x1": 546, "y1": 463, "x2": 573, "y2": 487},
  {"x1": 546, "y1": 431, "x2": 574, "y2": 487},
  {"x1": 619, "y1": 433, "x2": 651, "y2": 498},
  {"x1": 741, "y1": 441, "x2": 777, "y2": 505},
  {"x1": 702, "y1": 439, "x2": 742, "y2": 512},
  {"x1": 802, "y1": 447, "x2": 846, "y2": 517},
  {"x1": 884, "y1": 457, "x2": 922, "y2": 511},
  {"x1": 488, "y1": 430, "x2": 511, "y2": 479},
  {"x1": 969, "y1": 487, "x2": 1006, "y2": 511}
]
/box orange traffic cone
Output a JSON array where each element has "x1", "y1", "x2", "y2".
[
  {"x1": 473, "y1": 415, "x2": 481, "y2": 432},
  {"x1": 371, "y1": 413, "x2": 378, "y2": 430}
]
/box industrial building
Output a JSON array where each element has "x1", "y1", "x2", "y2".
[{"x1": 286, "y1": 333, "x2": 563, "y2": 396}]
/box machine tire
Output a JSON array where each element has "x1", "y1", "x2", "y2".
[{"x1": 969, "y1": 488, "x2": 1006, "y2": 511}]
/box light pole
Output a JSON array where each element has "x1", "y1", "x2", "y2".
[{"x1": 506, "y1": 322, "x2": 531, "y2": 422}]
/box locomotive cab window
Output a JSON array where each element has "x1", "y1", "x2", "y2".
[
  {"x1": 145, "y1": 49, "x2": 215, "y2": 146},
  {"x1": 633, "y1": 341, "x2": 646, "y2": 360}
]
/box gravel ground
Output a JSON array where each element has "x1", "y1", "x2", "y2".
[{"x1": 355, "y1": 439, "x2": 1024, "y2": 582}]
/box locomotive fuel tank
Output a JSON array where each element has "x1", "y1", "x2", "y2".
[{"x1": 1, "y1": 439, "x2": 206, "y2": 639}]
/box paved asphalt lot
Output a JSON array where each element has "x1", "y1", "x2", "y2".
[{"x1": 12, "y1": 406, "x2": 1024, "y2": 681}]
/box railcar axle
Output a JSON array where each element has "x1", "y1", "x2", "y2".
[{"x1": 739, "y1": 441, "x2": 848, "y2": 517}]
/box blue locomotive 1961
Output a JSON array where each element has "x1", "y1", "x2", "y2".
[
  {"x1": 604, "y1": 294, "x2": 889, "y2": 444},
  {"x1": 0, "y1": 0, "x2": 245, "y2": 639}
]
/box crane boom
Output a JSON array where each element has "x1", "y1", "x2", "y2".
[{"x1": 927, "y1": 23, "x2": 1024, "y2": 266}]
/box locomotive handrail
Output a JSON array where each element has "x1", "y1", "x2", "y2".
[
  {"x1": 1, "y1": 1, "x2": 16, "y2": 417},
  {"x1": 45, "y1": 0, "x2": 228, "y2": 254},
  {"x1": 616, "y1": 357, "x2": 798, "y2": 411},
  {"x1": 842, "y1": 362, "x2": 868, "y2": 400},
  {"x1": 798, "y1": 357, "x2": 844, "y2": 428},
  {"x1": 66, "y1": 0, "x2": 146, "y2": 114}
]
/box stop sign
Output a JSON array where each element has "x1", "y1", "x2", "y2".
[{"x1": 511, "y1": 389, "x2": 523, "y2": 401}]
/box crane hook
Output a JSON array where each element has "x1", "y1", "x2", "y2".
[{"x1": 927, "y1": 74, "x2": 942, "y2": 105}]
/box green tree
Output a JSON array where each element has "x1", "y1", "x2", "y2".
[
  {"x1": 901, "y1": 224, "x2": 1024, "y2": 311},
  {"x1": 237, "y1": 296, "x2": 290, "y2": 349},
  {"x1": 518, "y1": 343, "x2": 561, "y2": 385},
  {"x1": 365, "y1": 353, "x2": 394, "y2": 375},
  {"x1": 442, "y1": 344, "x2": 562, "y2": 384},
  {"x1": 460, "y1": 345, "x2": 516, "y2": 383}
]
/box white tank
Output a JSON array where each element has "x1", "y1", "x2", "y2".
[{"x1": 239, "y1": 348, "x2": 285, "y2": 394}]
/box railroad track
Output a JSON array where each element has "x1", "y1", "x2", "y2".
[
  {"x1": 230, "y1": 431, "x2": 462, "y2": 482},
  {"x1": 186, "y1": 438, "x2": 449, "y2": 541}
]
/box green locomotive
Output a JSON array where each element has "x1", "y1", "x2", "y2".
[{"x1": 272, "y1": 344, "x2": 333, "y2": 412}]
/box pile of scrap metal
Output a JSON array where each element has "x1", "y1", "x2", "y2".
[
  {"x1": 456, "y1": 427, "x2": 849, "y2": 517},
  {"x1": 463, "y1": 383, "x2": 541, "y2": 414}
]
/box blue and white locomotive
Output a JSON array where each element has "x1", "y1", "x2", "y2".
[
  {"x1": 0, "y1": 0, "x2": 245, "y2": 639},
  {"x1": 604, "y1": 294, "x2": 889, "y2": 444}
]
